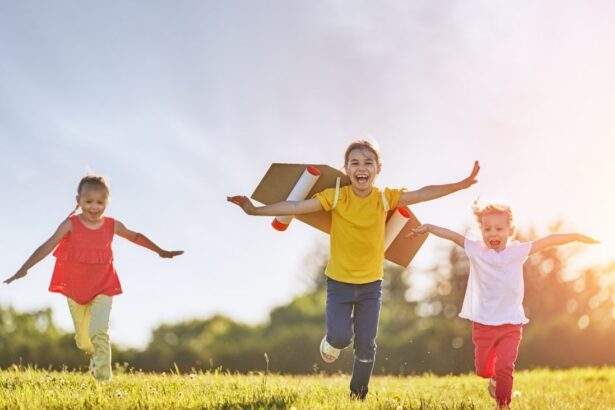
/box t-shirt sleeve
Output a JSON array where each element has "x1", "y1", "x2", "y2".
[
  {"x1": 506, "y1": 241, "x2": 532, "y2": 262},
  {"x1": 314, "y1": 188, "x2": 335, "y2": 212},
  {"x1": 463, "y1": 238, "x2": 482, "y2": 257},
  {"x1": 385, "y1": 188, "x2": 405, "y2": 209}
]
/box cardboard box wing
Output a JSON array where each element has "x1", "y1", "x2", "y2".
[{"x1": 251, "y1": 163, "x2": 426, "y2": 267}]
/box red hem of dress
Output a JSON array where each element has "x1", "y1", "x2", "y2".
[{"x1": 49, "y1": 287, "x2": 123, "y2": 304}]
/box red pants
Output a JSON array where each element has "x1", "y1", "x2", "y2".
[{"x1": 472, "y1": 322, "x2": 522, "y2": 406}]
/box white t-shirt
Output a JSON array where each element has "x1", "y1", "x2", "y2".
[{"x1": 459, "y1": 238, "x2": 532, "y2": 325}]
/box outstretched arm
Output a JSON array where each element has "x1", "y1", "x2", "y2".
[
  {"x1": 398, "y1": 161, "x2": 480, "y2": 206},
  {"x1": 530, "y1": 233, "x2": 599, "y2": 255},
  {"x1": 115, "y1": 221, "x2": 184, "y2": 258},
  {"x1": 406, "y1": 223, "x2": 465, "y2": 248},
  {"x1": 227, "y1": 196, "x2": 323, "y2": 216},
  {"x1": 4, "y1": 219, "x2": 71, "y2": 284}
]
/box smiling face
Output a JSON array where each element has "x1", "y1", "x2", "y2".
[
  {"x1": 344, "y1": 147, "x2": 381, "y2": 197},
  {"x1": 76, "y1": 187, "x2": 109, "y2": 225},
  {"x1": 479, "y1": 212, "x2": 514, "y2": 252}
]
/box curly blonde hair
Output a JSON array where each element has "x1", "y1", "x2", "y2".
[{"x1": 472, "y1": 199, "x2": 514, "y2": 227}]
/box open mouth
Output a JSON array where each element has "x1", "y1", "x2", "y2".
[
  {"x1": 355, "y1": 175, "x2": 369, "y2": 184},
  {"x1": 489, "y1": 240, "x2": 501, "y2": 248}
]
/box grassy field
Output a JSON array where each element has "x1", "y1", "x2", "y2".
[{"x1": 1, "y1": 366, "x2": 614, "y2": 409}]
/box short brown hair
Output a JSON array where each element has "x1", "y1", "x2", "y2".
[{"x1": 77, "y1": 175, "x2": 110, "y2": 196}]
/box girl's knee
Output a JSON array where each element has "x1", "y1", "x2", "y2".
[
  {"x1": 328, "y1": 332, "x2": 353, "y2": 349},
  {"x1": 474, "y1": 355, "x2": 495, "y2": 378},
  {"x1": 74, "y1": 335, "x2": 94, "y2": 354},
  {"x1": 474, "y1": 362, "x2": 495, "y2": 379},
  {"x1": 75, "y1": 341, "x2": 93, "y2": 354},
  {"x1": 475, "y1": 367, "x2": 494, "y2": 379}
]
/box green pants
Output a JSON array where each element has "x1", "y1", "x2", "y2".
[{"x1": 67, "y1": 295, "x2": 113, "y2": 381}]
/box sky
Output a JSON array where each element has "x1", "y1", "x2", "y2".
[{"x1": 1, "y1": 1, "x2": 615, "y2": 348}]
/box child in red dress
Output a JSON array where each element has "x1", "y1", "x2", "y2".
[{"x1": 4, "y1": 175, "x2": 183, "y2": 381}]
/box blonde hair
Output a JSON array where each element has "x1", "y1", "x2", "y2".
[
  {"x1": 472, "y1": 199, "x2": 514, "y2": 227},
  {"x1": 344, "y1": 140, "x2": 382, "y2": 167}
]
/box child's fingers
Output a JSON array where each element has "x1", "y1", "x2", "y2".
[
  {"x1": 466, "y1": 161, "x2": 480, "y2": 183},
  {"x1": 4, "y1": 276, "x2": 16, "y2": 284},
  {"x1": 227, "y1": 196, "x2": 241, "y2": 205},
  {"x1": 578, "y1": 235, "x2": 600, "y2": 244},
  {"x1": 227, "y1": 195, "x2": 246, "y2": 205},
  {"x1": 160, "y1": 250, "x2": 184, "y2": 258},
  {"x1": 405, "y1": 227, "x2": 426, "y2": 238}
]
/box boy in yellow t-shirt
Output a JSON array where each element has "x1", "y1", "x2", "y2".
[{"x1": 228, "y1": 140, "x2": 479, "y2": 400}]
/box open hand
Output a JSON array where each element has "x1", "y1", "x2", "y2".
[
  {"x1": 460, "y1": 161, "x2": 480, "y2": 189},
  {"x1": 159, "y1": 250, "x2": 184, "y2": 258},
  {"x1": 227, "y1": 195, "x2": 256, "y2": 215},
  {"x1": 405, "y1": 224, "x2": 430, "y2": 238},
  {"x1": 4, "y1": 268, "x2": 28, "y2": 284}
]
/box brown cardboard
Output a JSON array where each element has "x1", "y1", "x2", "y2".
[
  {"x1": 251, "y1": 163, "x2": 426, "y2": 267},
  {"x1": 384, "y1": 208, "x2": 427, "y2": 267}
]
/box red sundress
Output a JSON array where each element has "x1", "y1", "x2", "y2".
[{"x1": 49, "y1": 215, "x2": 123, "y2": 304}]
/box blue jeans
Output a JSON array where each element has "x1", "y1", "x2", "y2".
[{"x1": 326, "y1": 277, "x2": 382, "y2": 397}]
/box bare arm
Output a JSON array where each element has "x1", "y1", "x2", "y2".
[
  {"x1": 115, "y1": 221, "x2": 184, "y2": 258},
  {"x1": 227, "y1": 196, "x2": 323, "y2": 216},
  {"x1": 398, "y1": 161, "x2": 480, "y2": 206},
  {"x1": 406, "y1": 223, "x2": 465, "y2": 248},
  {"x1": 530, "y1": 233, "x2": 599, "y2": 255},
  {"x1": 4, "y1": 219, "x2": 71, "y2": 284}
]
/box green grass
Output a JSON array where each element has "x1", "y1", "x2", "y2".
[{"x1": 1, "y1": 366, "x2": 614, "y2": 409}]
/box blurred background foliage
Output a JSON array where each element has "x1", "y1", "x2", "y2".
[{"x1": 2, "y1": 223, "x2": 614, "y2": 375}]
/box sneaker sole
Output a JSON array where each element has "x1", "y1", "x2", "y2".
[{"x1": 320, "y1": 336, "x2": 339, "y2": 363}]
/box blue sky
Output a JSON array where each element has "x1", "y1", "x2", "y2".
[{"x1": 2, "y1": 1, "x2": 615, "y2": 348}]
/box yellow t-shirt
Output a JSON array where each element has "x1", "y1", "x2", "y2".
[{"x1": 314, "y1": 185, "x2": 404, "y2": 284}]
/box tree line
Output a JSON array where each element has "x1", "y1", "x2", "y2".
[{"x1": 2, "y1": 224, "x2": 614, "y2": 374}]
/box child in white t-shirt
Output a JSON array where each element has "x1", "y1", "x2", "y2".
[{"x1": 408, "y1": 202, "x2": 598, "y2": 409}]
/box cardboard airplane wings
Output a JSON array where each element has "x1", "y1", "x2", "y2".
[{"x1": 251, "y1": 163, "x2": 427, "y2": 268}]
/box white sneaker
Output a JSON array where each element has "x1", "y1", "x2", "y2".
[{"x1": 319, "y1": 336, "x2": 340, "y2": 363}]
